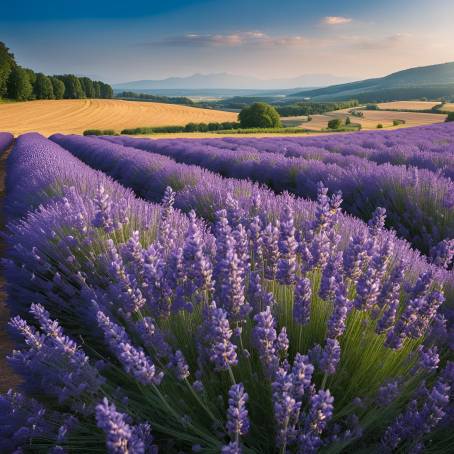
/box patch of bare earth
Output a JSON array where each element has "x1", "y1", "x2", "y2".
[{"x1": 0, "y1": 143, "x2": 21, "y2": 392}]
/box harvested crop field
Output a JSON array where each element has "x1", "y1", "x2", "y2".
[
  {"x1": 0, "y1": 99, "x2": 238, "y2": 136},
  {"x1": 441, "y1": 103, "x2": 454, "y2": 112},
  {"x1": 295, "y1": 109, "x2": 447, "y2": 131},
  {"x1": 376, "y1": 100, "x2": 441, "y2": 110}
]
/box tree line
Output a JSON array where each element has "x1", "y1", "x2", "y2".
[
  {"x1": 0, "y1": 41, "x2": 113, "y2": 101},
  {"x1": 275, "y1": 100, "x2": 359, "y2": 117},
  {"x1": 116, "y1": 91, "x2": 195, "y2": 106}
]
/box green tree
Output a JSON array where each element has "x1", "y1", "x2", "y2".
[
  {"x1": 327, "y1": 118, "x2": 342, "y2": 129},
  {"x1": 0, "y1": 41, "x2": 16, "y2": 98},
  {"x1": 7, "y1": 66, "x2": 33, "y2": 100},
  {"x1": 56, "y1": 75, "x2": 85, "y2": 99},
  {"x1": 99, "y1": 81, "x2": 113, "y2": 99},
  {"x1": 446, "y1": 112, "x2": 454, "y2": 122},
  {"x1": 80, "y1": 77, "x2": 95, "y2": 98},
  {"x1": 50, "y1": 77, "x2": 65, "y2": 99},
  {"x1": 345, "y1": 116, "x2": 351, "y2": 125},
  {"x1": 238, "y1": 102, "x2": 282, "y2": 128},
  {"x1": 34, "y1": 73, "x2": 54, "y2": 99},
  {"x1": 93, "y1": 81, "x2": 101, "y2": 98}
]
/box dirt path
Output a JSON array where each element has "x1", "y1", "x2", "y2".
[{"x1": 0, "y1": 142, "x2": 21, "y2": 392}]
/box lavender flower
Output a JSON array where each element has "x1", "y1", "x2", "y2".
[
  {"x1": 262, "y1": 222, "x2": 280, "y2": 280},
  {"x1": 200, "y1": 302, "x2": 238, "y2": 371},
  {"x1": 181, "y1": 210, "x2": 214, "y2": 302},
  {"x1": 430, "y1": 238, "x2": 454, "y2": 269},
  {"x1": 93, "y1": 183, "x2": 115, "y2": 232},
  {"x1": 293, "y1": 277, "x2": 312, "y2": 325},
  {"x1": 226, "y1": 383, "x2": 250, "y2": 441},
  {"x1": 376, "y1": 380, "x2": 400, "y2": 407},
  {"x1": 97, "y1": 311, "x2": 163, "y2": 385},
  {"x1": 277, "y1": 204, "x2": 298, "y2": 285},
  {"x1": 320, "y1": 338, "x2": 341, "y2": 375},
  {"x1": 416, "y1": 345, "x2": 439, "y2": 372},
  {"x1": 298, "y1": 389, "x2": 334, "y2": 453},
  {"x1": 368, "y1": 207, "x2": 387, "y2": 236},
  {"x1": 327, "y1": 286, "x2": 351, "y2": 339},
  {"x1": 172, "y1": 350, "x2": 190, "y2": 380},
  {"x1": 381, "y1": 370, "x2": 451, "y2": 450},
  {"x1": 96, "y1": 398, "x2": 148, "y2": 454},
  {"x1": 253, "y1": 306, "x2": 279, "y2": 376}
]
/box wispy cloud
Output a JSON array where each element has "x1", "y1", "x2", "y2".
[
  {"x1": 322, "y1": 16, "x2": 352, "y2": 25},
  {"x1": 352, "y1": 33, "x2": 411, "y2": 50},
  {"x1": 142, "y1": 31, "x2": 306, "y2": 48}
]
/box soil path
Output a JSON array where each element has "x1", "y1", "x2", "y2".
[{"x1": 0, "y1": 142, "x2": 21, "y2": 392}]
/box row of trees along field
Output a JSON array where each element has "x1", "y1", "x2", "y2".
[{"x1": 0, "y1": 41, "x2": 113, "y2": 101}]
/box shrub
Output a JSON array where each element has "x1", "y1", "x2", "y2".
[
  {"x1": 366, "y1": 104, "x2": 379, "y2": 110},
  {"x1": 377, "y1": 123, "x2": 384, "y2": 129},
  {"x1": 208, "y1": 122, "x2": 220, "y2": 131},
  {"x1": 239, "y1": 102, "x2": 282, "y2": 128},
  {"x1": 446, "y1": 112, "x2": 454, "y2": 122},
  {"x1": 327, "y1": 118, "x2": 343, "y2": 130},
  {"x1": 393, "y1": 119, "x2": 406, "y2": 126},
  {"x1": 184, "y1": 122, "x2": 198, "y2": 132},
  {"x1": 83, "y1": 129, "x2": 116, "y2": 136},
  {"x1": 345, "y1": 116, "x2": 351, "y2": 125}
]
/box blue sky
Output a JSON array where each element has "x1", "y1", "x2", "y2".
[{"x1": 1, "y1": 0, "x2": 454, "y2": 83}]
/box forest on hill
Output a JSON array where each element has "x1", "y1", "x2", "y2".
[{"x1": 0, "y1": 41, "x2": 113, "y2": 101}]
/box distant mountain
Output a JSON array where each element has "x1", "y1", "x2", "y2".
[
  {"x1": 113, "y1": 72, "x2": 353, "y2": 90},
  {"x1": 291, "y1": 62, "x2": 454, "y2": 101}
]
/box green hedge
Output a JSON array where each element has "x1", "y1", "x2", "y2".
[{"x1": 83, "y1": 129, "x2": 117, "y2": 136}]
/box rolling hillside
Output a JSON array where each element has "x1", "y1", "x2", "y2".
[
  {"x1": 291, "y1": 62, "x2": 454, "y2": 101},
  {"x1": 0, "y1": 99, "x2": 238, "y2": 136}
]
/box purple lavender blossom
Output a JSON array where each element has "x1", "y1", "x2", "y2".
[
  {"x1": 96, "y1": 398, "x2": 149, "y2": 454},
  {"x1": 226, "y1": 383, "x2": 250, "y2": 440},
  {"x1": 93, "y1": 183, "x2": 115, "y2": 232},
  {"x1": 293, "y1": 277, "x2": 312, "y2": 325},
  {"x1": 320, "y1": 338, "x2": 341, "y2": 375},
  {"x1": 200, "y1": 302, "x2": 238, "y2": 371},
  {"x1": 430, "y1": 238, "x2": 454, "y2": 269},
  {"x1": 277, "y1": 204, "x2": 298, "y2": 285},
  {"x1": 253, "y1": 306, "x2": 279, "y2": 376},
  {"x1": 298, "y1": 389, "x2": 334, "y2": 453},
  {"x1": 97, "y1": 311, "x2": 163, "y2": 385},
  {"x1": 327, "y1": 286, "x2": 351, "y2": 339},
  {"x1": 262, "y1": 222, "x2": 280, "y2": 280},
  {"x1": 171, "y1": 350, "x2": 190, "y2": 380}
]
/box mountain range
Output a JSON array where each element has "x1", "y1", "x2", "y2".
[{"x1": 113, "y1": 72, "x2": 353, "y2": 90}]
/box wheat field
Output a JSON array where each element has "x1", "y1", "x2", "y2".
[
  {"x1": 0, "y1": 99, "x2": 238, "y2": 136},
  {"x1": 376, "y1": 101, "x2": 441, "y2": 110}
]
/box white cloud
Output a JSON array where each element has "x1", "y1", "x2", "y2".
[{"x1": 322, "y1": 16, "x2": 352, "y2": 25}]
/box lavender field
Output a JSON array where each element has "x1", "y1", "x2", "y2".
[{"x1": 1, "y1": 125, "x2": 454, "y2": 453}]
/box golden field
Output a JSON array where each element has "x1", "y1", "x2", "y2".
[
  {"x1": 376, "y1": 101, "x2": 441, "y2": 110},
  {"x1": 440, "y1": 103, "x2": 454, "y2": 112},
  {"x1": 0, "y1": 99, "x2": 238, "y2": 136},
  {"x1": 285, "y1": 109, "x2": 447, "y2": 131}
]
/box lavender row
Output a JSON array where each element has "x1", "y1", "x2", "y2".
[
  {"x1": 2, "y1": 134, "x2": 454, "y2": 452},
  {"x1": 104, "y1": 132, "x2": 454, "y2": 256},
  {"x1": 128, "y1": 122, "x2": 454, "y2": 179},
  {"x1": 0, "y1": 132, "x2": 13, "y2": 154},
  {"x1": 50, "y1": 133, "x2": 453, "y2": 283}
]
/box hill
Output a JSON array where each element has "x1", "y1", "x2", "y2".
[
  {"x1": 0, "y1": 99, "x2": 237, "y2": 136},
  {"x1": 113, "y1": 72, "x2": 353, "y2": 91},
  {"x1": 290, "y1": 62, "x2": 454, "y2": 101}
]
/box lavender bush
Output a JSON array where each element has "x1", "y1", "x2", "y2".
[
  {"x1": 1, "y1": 133, "x2": 454, "y2": 452},
  {"x1": 0, "y1": 131, "x2": 14, "y2": 154},
  {"x1": 101, "y1": 127, "x2": 454, "y2": 256}
]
